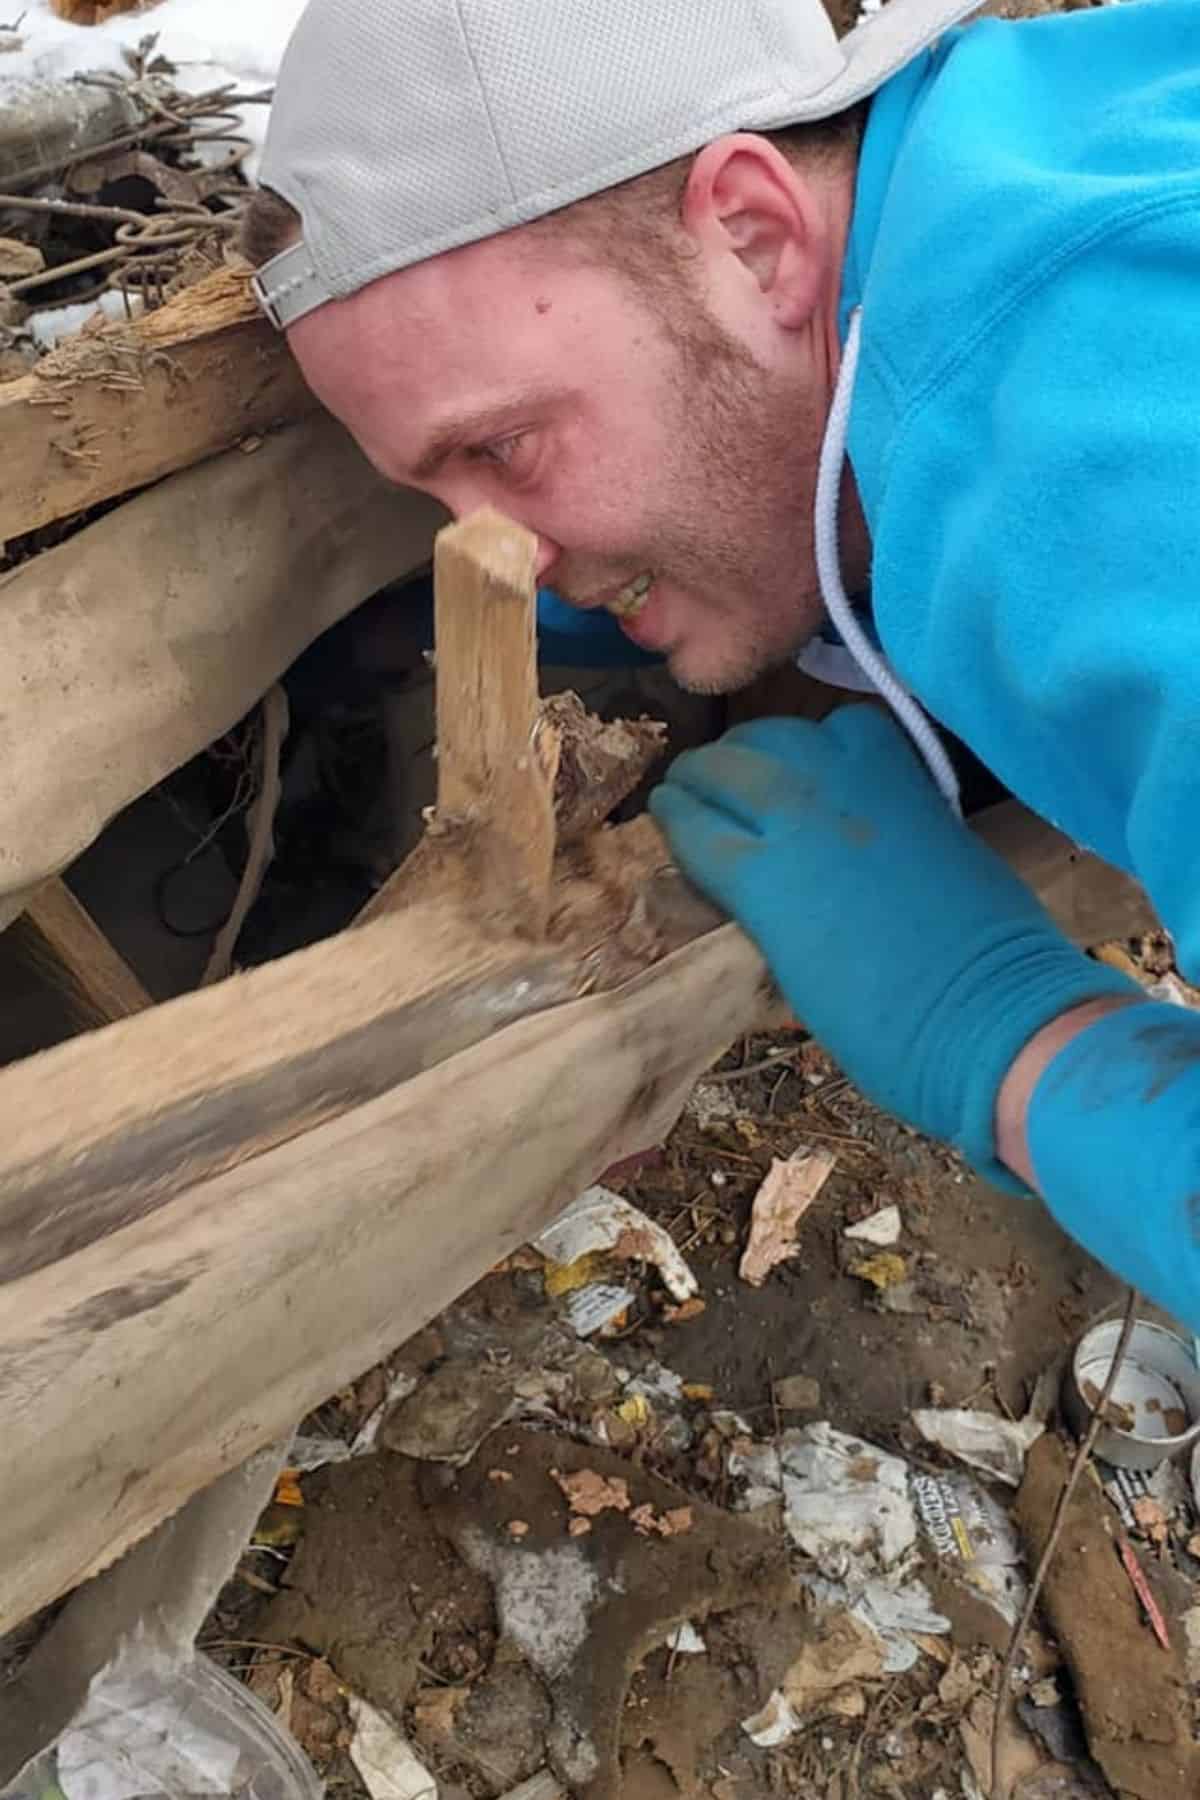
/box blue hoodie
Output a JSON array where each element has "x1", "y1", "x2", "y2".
[{"x1": 845, "y1": 0, "x2": 1200, "y2": 1328}]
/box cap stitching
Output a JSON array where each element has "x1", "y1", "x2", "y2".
[{"x1": 451, "y1": 0, "x2": 520, "y2": 205}]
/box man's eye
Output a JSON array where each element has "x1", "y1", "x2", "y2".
[{"x1": 470, "y1": 434, "x2": 531, "y2": 472}]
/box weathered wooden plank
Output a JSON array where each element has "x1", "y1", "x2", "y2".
[
  {"x1": 972, "y1": 799, "x2": 1154, "y2": 946},
  {"x1": 10, "y1": 876, "x2": 154, "y2": 1024},
  {"x1": 0, "y1": 412, "x2": 445, "y2": 925},
  {"x1": 0, "y1": 921, "x2": 769, "y2": 1637},
  {"x1": 0, "y1": 266, "x2": 314, "y2": 544}
]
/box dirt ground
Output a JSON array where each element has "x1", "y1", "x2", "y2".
[{"x1": 194, "y1": 1026, "x2": 1152, "y2": 1800}]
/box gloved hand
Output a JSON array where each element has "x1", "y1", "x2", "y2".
[{"x1": 649, "y1": 706, "x2": 1138, "y2": 1183}]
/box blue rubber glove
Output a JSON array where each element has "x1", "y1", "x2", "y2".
[{"x1": 649, "y1": 707, "x2": 1138, "y2": 1184}]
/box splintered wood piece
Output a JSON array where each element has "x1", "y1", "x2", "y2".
[
  {"x1": 0, "y1": 920, "x2": 769, "y2": 1638},
  {"x1": 433, "y1": 508, "x2": 557, "y2": 935},
  {"x1": 13, "y1": 877, "x2": 153, "y2": 1026},
  {"x1": 0, "y1": 267, "x2": 313, "y2": 546},
  {"x1": 355, "y1": 691, "x2": 667, "y2": 929}
]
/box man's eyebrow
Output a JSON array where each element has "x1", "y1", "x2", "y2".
[{"x1": 409, "y1": 393, "x2": 554, "y2": 481}]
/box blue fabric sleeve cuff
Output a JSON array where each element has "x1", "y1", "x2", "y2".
[
  {"x1": 1027, "y1": 1001, "x2": 1200, "y2": 1332},
  {"x1": 536, "y1": 589, "x2": 663, "y2": 668}
]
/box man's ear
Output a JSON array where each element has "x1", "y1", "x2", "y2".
[{"x1": 681, "y1": 133, "x2": 826, "y2": 328}]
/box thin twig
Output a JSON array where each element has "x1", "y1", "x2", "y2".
[
  {"x1": 706, "y1": 1048, "x2": 799, "y2": 1084},
  {"x1": 989, "y1": 1284, "x2": 1140, "y2": 1799},
  {"x1": 202, "y1": 684, "x2": 288, "y2": 985}
]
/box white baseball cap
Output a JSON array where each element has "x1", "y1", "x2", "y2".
[{"x1": 254, "y1": 0, "x2": 982, "y2": 329}]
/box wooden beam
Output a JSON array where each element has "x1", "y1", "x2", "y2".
[
  {"x1": 0, "y1": 920, "x2": 769, "y2": 1637},
  {"x1": 0, "y1": 265, "x2": 314, "y2": 545},
  {"x1": 432, "y1": 509, "x2": 557, "y2": 934},
  {"x1": 972, "y1": 798, "x2": 1154, "y2": 946},
  {"x1": 10, "y1": 877, "x2": 154, "y2": 1026},
  {"x1": 0, "y1": 412, "x2": 445, "y2": 926}
]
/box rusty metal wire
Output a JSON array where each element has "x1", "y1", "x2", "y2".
[{"x1": 0, "y1": 56, "x2": 268, "y2": 314}]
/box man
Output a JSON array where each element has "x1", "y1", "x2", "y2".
[{"x1": 245, "y1": 0, "x2": 1200, "y2": 1332}]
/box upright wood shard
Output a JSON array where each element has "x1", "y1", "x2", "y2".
[{"x1": 433, "y1": 508, "x2": 557, "y2": 935}]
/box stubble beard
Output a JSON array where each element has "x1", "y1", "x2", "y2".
[
  {"x1": 634, "y1": 282, "x2": 828, "y2": 693},
  {"x1": 552, "y1": 280, "x2": 827, "y2": 693}
]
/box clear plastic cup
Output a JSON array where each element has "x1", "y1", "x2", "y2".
[{"x1": 2, "y1": 1646, "x2": 323, "y2": 1800}]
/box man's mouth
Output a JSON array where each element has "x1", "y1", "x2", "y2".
[{"x1": 604, "y1": 571, "x2": 653, "y2": 619}]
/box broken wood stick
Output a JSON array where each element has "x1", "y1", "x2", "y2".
[
  {"x1": 0, "y1": 266, "x2": 314, "y2": 545},
  {"x1": 356, "y1": 689, "x2": 666, "y2": 927},
  {"x1": 430, "y1": 508, "x2": 557, "y2": 934}
]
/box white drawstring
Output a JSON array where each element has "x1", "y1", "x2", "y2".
[{"x1": 813, "y1": 306, "x2": 962, "y2": 815}]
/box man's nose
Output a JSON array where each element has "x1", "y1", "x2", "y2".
[{"x1": 436, "y1": 485, "x2": 560, "y2": 583}]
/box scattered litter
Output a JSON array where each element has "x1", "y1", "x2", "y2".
[
  {"x1": 844, "y1": 1204, "x2": 902, "y2": 1247},
  {"x1": 1115, "y1": 1535, "x2": 1171, "y2": 1650},
  {"x1": 29, "y1": 288, "x2": 144, "y2": 352},
  {"x1": 911, "y1": 1469, "x2": 1028, "y2": 1630},
  {"x1": 489, "y1": 1468, "x2": 515, "y2": 1484},
  {"x1": 741, "y1": 1689, "x2": 800, "y2": 1748},
  {"x1": 1016, "y1": 1687, "x2": 1091, "y2": 1767},
  {"x1": 779, "y1": 1611, "x2": 884, "y2": 1715},
  {"x1": 272, "y1": 1470, "x2": 304, "y2": 1508},
  {"x1": 349, "y1": 1368, "x2": 420, "y2": 1456},
  {"x1": 666, "y1": 1622, "x2": 707, "y2": 1655},
  {"x1": 730, "y1": 1421, "x2": 947, "y2": 1670},
  {"x1": 774, "y1": 1423, "x2": 915, "y2": 1564},
  {"x1": 773, "y1": 1374, "x2": 821, "y2": 1412},
  {"x1": 686, "y1": 1080, "x2": 743, "y2": 1130},
  {"x1": 552, "y1": 1468, "x2": 631, "y2": 1517},
  {"x1": 348, "y1": 1695, "x2": 437, "y2": 1800},
  {"x1": 739, "y1": 1150, "x2": 837, "y2": 1286},
  {"x1": 663, "y1": 1296, "x2": 706, "y2": 1324},
  {"x1": 568, "y1": 1517, "x2": 592, "y2": 1538},
  {"x1": 912, "y1": 1407, "x2": 1044, "y2": 1488},
  {"x1": 507, "y1": 1520, "x2": 531, "y2": 1540},
  {"x1": 1132, "y1": 1495, "x2": 1170, "y2": 1545},
  {"x1": 960, "y1": 1694, "x2": 1041, "y2": 1800},
  {"x1": 1099, "y1": 1455, "x2": 1191, "y2": 1540},
  {"x1": 630, "y1": 1503, "x2": 693, "y2": 1537},
  {"x1": 625, "y1": 1361, "x2": 686, "y2": 1406},
  {"x1": 381, "y1": 1360, "x2": 515, "y2": 1464},
  {"x1": 283, "y1": 1368, "x2": 423, "y2": 1473},
  {"x1": 286, "y1": 1435, "x2": 351, "y2": 1473},
  {"x1": 4, "y1": 1642, "x2": 322, "y2": 1800},
  {"x1": 563, "y1": 1283, "x2": 636, "y2": 1337},
  {"x1": 616, "y1": 1393, "x2": 651, "y2": 1429},
  {"x1": 536, "y1": 1185, "x2": 698, "y2": 1303},
  {"x1": 495, "y1": 1777, "x2": 566, "y2": 1800},
  {"x1": 1063, "y1": 1317, "x2": 1200, "y2": 1469},
  {"x1": 850, "y1": 1251, "x2": 909, "y2": 1292}
]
